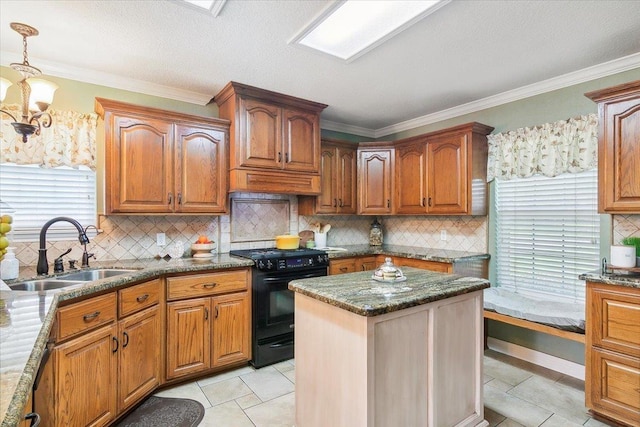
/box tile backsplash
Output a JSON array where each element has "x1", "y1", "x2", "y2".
[
  {"x1": 613, "y1": 214, "x2": 640, "y2": 243},
  {"x1": 11, "y1": 193, "x2": 489, "y2": 267}
]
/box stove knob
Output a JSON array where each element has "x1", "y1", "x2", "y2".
[
  {"x1": 257, "y1": 260, "x2": 265, "y2": 270},
  {"x1": 267, "y1": 260, "x2": 273, "y2": 270}
]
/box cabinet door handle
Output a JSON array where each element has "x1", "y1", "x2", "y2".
[
  {"x1": 122, "y1": 331, "x2": 129, "y2": 348},
  {"x1": 285, "y1": 152, "x2": 289, "y2": 162},
  {"x1": 428, "y1": 197, "x2": 432, "y2": 207},
  {"x1": 112, "y1": 336, "x2": 119, "y2": 353},
  {"x1": 333, "y1": 199, "x2": 337, "y2": 207},
  {"x1": 168, "y1": 192, "x2": 173, "y2": 205},
  {"x1": 24, "y1": 412, "x2": 40, "y2": 427},
  {"x1": 177, "y1": 192, "x2": 182, "y2": 205},
  {"x1": 387, "y1": 199, "x2": 390, "y2": 208},
  {"x1": 339, "y1": 199, "x2": 343, "y2": 207},
  {"x1": 422, "y1": 198, "x2": 426, "y2": 207},
  {"x1": 83, "y1": 311, "x2": 100, "y2": 322},
  {"x1": 204, "y1": 307, "x2": 209, "y2": 320},
  {"x1": 215, "y1": 305, "x2": 219, "y2": 319},
  {"x1": 278, "y1": 152, "x2": 282, "y2": 162},
  {"x1": 203, "y1": 283, "x2": 217, "y2": 289},
  {"x1": 136, "y1": 294, "x2": 149, "y2": 303}
]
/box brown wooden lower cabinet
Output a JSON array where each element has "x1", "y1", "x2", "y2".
[
  {"x1": 329, "y1": 256, "x2": 378, "y2": 275},
  {"x1": 586, "y1": 282, "x2": 640, "y2": 426}
]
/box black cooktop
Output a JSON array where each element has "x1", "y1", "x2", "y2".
[{"x1": 230, "y1": 247, "x2": 327, "y2": 260}]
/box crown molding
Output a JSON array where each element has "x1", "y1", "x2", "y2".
[
  {"x1": 323, "y1": 52, "x2": 640, "y2": 138},
  {"x1": 0, "y1": 51, "x2": 212, "y2": 105},
  {"x1": 320, "y1": 119, "x2": 376, "y2": 138}
]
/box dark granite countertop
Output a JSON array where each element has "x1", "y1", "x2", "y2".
[
  {"x1": 289, "y1": 266, "x2": 490, "y2": 316},
  {"x1": 0, "y1": 255, "x2": 253, "y2": 427},
  {"x1": 324, "y1": 244, "x2": 490, "y2": 263},
  {"x1": 579, "y1": 270, "x2": 640, "y2": 289}
]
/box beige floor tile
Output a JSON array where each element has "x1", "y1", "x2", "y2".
[
  {"x1": 245, "y1": 391, "x2": 295, "y2": 427},
  {"x1": 484, "y1": 385, "x2": 553, "y2": 427},
  {"x1": 486, "y1": 350, "x2": 563, "y2": 382},
  {"x1": 486, "y1": 378, "x2": 514, "y2": 393},
  {"x1": 497, "y1": 419, "x2": 526, "y2": 427},
  {"x1": 201, "y1": 377, "x2": 253, "y2": 406},
  {"x1": 241, "y1": 365, "x2": 295, "y2": 402},
  {"x1": 197, "y1": 365, "x2": 255, "y2": 388},
  {"x1": 583, "y1": 416, "x2": 618, "y2": 426},
  {"x1": 283, "y1": 369, "x2": 295, "y2": 384},
  {"x1": 153, "y1": 382, "x2": 212, "y2": 409},
  {"x1": 198, "y1": 401, "x2": 255, "y2": 427},
  {"x1": 484, "y1": 373, "x2": 495, "y2": 384},
  {"x1": 539, "y1": 413, "x2": 585, "y2": 427},
  {"x1": 235, "y1": 393, "x2": 262, "y2": 409},
  {"x1": 508, "y1": 375, "x2": 590, "y2": 424},
  {"x1": 273, "y1": 359, "x2": 295, "y2": 373},
  {"x1": 484, "y1": 406, "x2": 506, "y2": 427},
  {"x1": 483, "y1": 355, "x2": 533, "y2": 387}
]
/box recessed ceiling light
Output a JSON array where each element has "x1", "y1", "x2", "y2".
[
  {"x1": 179, "y1": 0, "x2": 226, "y2": 17},
  {"x1": 290, "y1": 0, "x2": 449, "y2": 62}
]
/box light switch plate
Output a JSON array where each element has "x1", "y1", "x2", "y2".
[
  {"x1": 156, "y1": 233, "x2": 166, "y2": 246},
  {"x1": 440, "y1": 230, "x2": 447, "y2": 241}
]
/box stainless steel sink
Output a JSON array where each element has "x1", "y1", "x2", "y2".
[
  {"x1": 9, "y1": 279, "x2": 84, "y2": 292},
  {"x1": 58, "y1": 269, "x2": 139, "y2": 282}
]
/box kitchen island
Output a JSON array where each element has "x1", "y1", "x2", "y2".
[{"x1": 289, "y1": 267, "x2": 491, "y2": 427}]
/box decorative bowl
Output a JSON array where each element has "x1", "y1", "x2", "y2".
[{"x1": 275, "y1": 234, "x2": 300, "y2": 250}]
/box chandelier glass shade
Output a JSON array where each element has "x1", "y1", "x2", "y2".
[{"x1": 0, "y1": 22, "x2": 58, "y2": 143}]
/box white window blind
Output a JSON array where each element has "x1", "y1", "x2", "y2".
[
  {"x1": 0, "y1": 163, "x2": 97, "y2": 241},
  {"x1": 494, "y1": 170, "x2": 599, "y2": 304}
]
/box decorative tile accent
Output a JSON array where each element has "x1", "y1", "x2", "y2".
[
  {"x1": 231, "y1": 199, "x2": 290, "y2": 242},
  {"x1": 613, "y1": 214, "x2": 640, "y2": 244}
]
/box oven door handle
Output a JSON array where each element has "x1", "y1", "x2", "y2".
[{"x1": 262, "y1": 272, "x2": 325, "y2": 282}]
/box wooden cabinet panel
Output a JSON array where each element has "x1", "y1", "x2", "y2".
[
  {"x1": 119, "y1": 279, "x2": 160, "y2": 317},
  {"x1": 395, "y1": 257, "x2": 453, "y2": 273},
  {"x1": 315, "y1": 145, "x2": 337, "y2": 213},
  {"x1": 395, "y1": 141, "x2": 427, "y2": 214},
  {"x1": 427, "y1": 135, "x2": 467, "y2": 214},
  {"x1": 329, "y1": 258, "x2": 358, "y2": 275},
  {"x1": 357, "y1": 256, "x2": 378, "y2": 272},
  {"x1": 166, "y1": 298, "x2": 211, "y2": 379},
  {"x1": 175, "y1": 124, "x2": 228, "y2": 213},
  {"x1": 239, "y1": 98, "x2": 281, "y2": 170},
  {"x1": 358, "y1": 146, "x2": 395, "y2": 214},
  {"x1": 586, "y1": 281, "x2": 640, "y2": 426},
  {"x1": 56, "y1": 293, "x2": 116, "y2": 341},
  {"x1": 118, "y1": 305, "x2": 161, "y2": 412},
  {"x1": 96, "y1": 98, "x2": 230, "y2": 214},
  {"x1": 338, "y1": 145, "x2": 357, "y2": 214},
  {"x1": 53, "y1": 324, "x2": 118, "y2": 427},
  {"x1": 586, "y1": 81, "x2": 640, "y2": 213},
  {"x1": 212, "y1": 292, "x2": 251, "y2": 367},
  {"x1": 167, "y1": 269, "x2": 249, "y2": 301},
  {"x1": 283, "y1": 108, "x2": 320, "y2": 173},
  {"x1": 109, "y1": 116, "x2": 174, "y2": 213}
]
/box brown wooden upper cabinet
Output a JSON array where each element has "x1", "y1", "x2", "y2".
[
  {"x1": 357, "y1": 142, "x2": 395, "y2": 215},
  {"x1": 585, "y1": 80, "x2": 640, "y2": 213},
  {"x1": 299, "y1": 139, "x2": 357, "y2": 215},
  {"x1": 214, "y1": 82, "x2": 327, "y2": 195},
  {"x1": 96, "y1": 98, "x2": 229, "y2": 214},
  {"x1": 395, "y1": 122, "x2": 494, "y2": 215}
]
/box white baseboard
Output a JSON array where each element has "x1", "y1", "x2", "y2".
[{"x1": 487, "y1": 337, "x2": 585, "y2": 380}]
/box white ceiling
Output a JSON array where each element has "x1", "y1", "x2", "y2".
[{"x1": 1, "y1": 0, "x2": 639, "y2": 138}]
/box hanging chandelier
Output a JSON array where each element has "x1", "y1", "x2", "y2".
[{"x1": 0, "y1": 22, "x2": 58, "y2": 143}]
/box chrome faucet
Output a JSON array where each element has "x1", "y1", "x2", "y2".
[
  {"x1": 37, "y1": 217, "x2": 90, "y2": 275},
  {"x1": 82, "y1": 225, "x2": 99, "y2": 268}
]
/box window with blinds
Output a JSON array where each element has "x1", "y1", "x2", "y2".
[
  {"x1": 0, "y1": 163, "x2": 97, "y2": 241},
  {"x1": 494, "y1": 169, "x2": 599, "y2": 304}
]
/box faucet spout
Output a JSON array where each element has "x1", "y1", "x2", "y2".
[{"x1": 37, "y1": 216, "x2": 90, "y2": 275}]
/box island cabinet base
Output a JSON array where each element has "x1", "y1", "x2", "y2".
[{"x1": 294, "y1": 291, "x2": 487, "y2": 427}]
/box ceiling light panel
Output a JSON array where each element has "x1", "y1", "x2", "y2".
[{"x1": 292, "y1": 0, "x2": 449, "y2": 61}]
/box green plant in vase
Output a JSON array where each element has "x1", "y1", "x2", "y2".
[{"x1": 621, "y1": 236, "x2": 640, "y2": 267}]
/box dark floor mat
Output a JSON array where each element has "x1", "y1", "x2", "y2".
[{"x1": 115, "y1": 396, "x2": 205, "y2": 427}]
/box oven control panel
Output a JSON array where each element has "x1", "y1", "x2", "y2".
[{"x1": 256, "y1": 255, "x2": 329, "y2": 271}]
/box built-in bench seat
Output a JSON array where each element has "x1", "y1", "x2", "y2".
[{"x1": 483, "y1": 287, "x2": 585, "y2": 344}]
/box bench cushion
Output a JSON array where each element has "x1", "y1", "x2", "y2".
[{"x1": 483, "y1": 287, "x2": 585, "y2": 332}]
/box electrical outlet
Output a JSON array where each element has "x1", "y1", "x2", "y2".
[
  {"x1": 440, "y1": 230, "x2": 447, "y2": 241},
  {"x1": 156, "y1": 233, "x2": 166, "y2": 247}
]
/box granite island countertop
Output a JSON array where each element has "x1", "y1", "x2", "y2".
[
  {"x1": 324, "y1": 244, "x2": 490, "y2": 263},
  {"x1": 0, "y1": 255, "x2": 253, "y2": 427},
  {"x1": 289, "y1": 266, "x2": 490, "y2": 317},
  {"x1": 579, "y1": 270, "x2": 640, "y2": 289}
]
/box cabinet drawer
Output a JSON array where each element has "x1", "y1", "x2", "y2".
[
  {"x1": 329, "y1": 258, "x2": 357, "y2": 275},
  {"x1": 167, "y1": 269, "x2": 249, "y2": 300},
  {"x1": 56, "y1": 293, "x2": 117, "y2": 341},
  {"x1": 588, "y1": 348, "x2": 640, "y2": 426},
  {"x1": 589, "y1": 283, "x2": 640, "y2": 356},
  {"x1": 119, "y1": 279, "x2": 161, "y2": 318}
]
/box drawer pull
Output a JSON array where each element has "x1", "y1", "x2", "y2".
[
  {"x1": 112, "y1": 336, "x2": 119, "y2": 353},
  {"x1": 204, "y1": 307, "x2": 209, "y2": 320},
  {"x1": 136, "y1": 294, "x2": 149, "y2": 303},
  {"x1": 215, "y1": 305, "x2": 219, "y2": 319},
  {"x1": 203, "y1": 283, "x2": 218, "y2": 289},
  {"x1": 123, "y1": 331, "x2": 129, "y2": 348},
  {"x1": 83, "y1": 311, "x2": 100, "y2": 322},
  {"x1": 340, "y1": 267, "x2": 348, "y2": 272}
]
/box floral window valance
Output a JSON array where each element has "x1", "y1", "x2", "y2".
[
  {"x1": 0, "y1": 104, "x2": 97, "y2": 170},
  {"x1": 487, "y1": 114, "x2": 598, "y2": 182}
]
